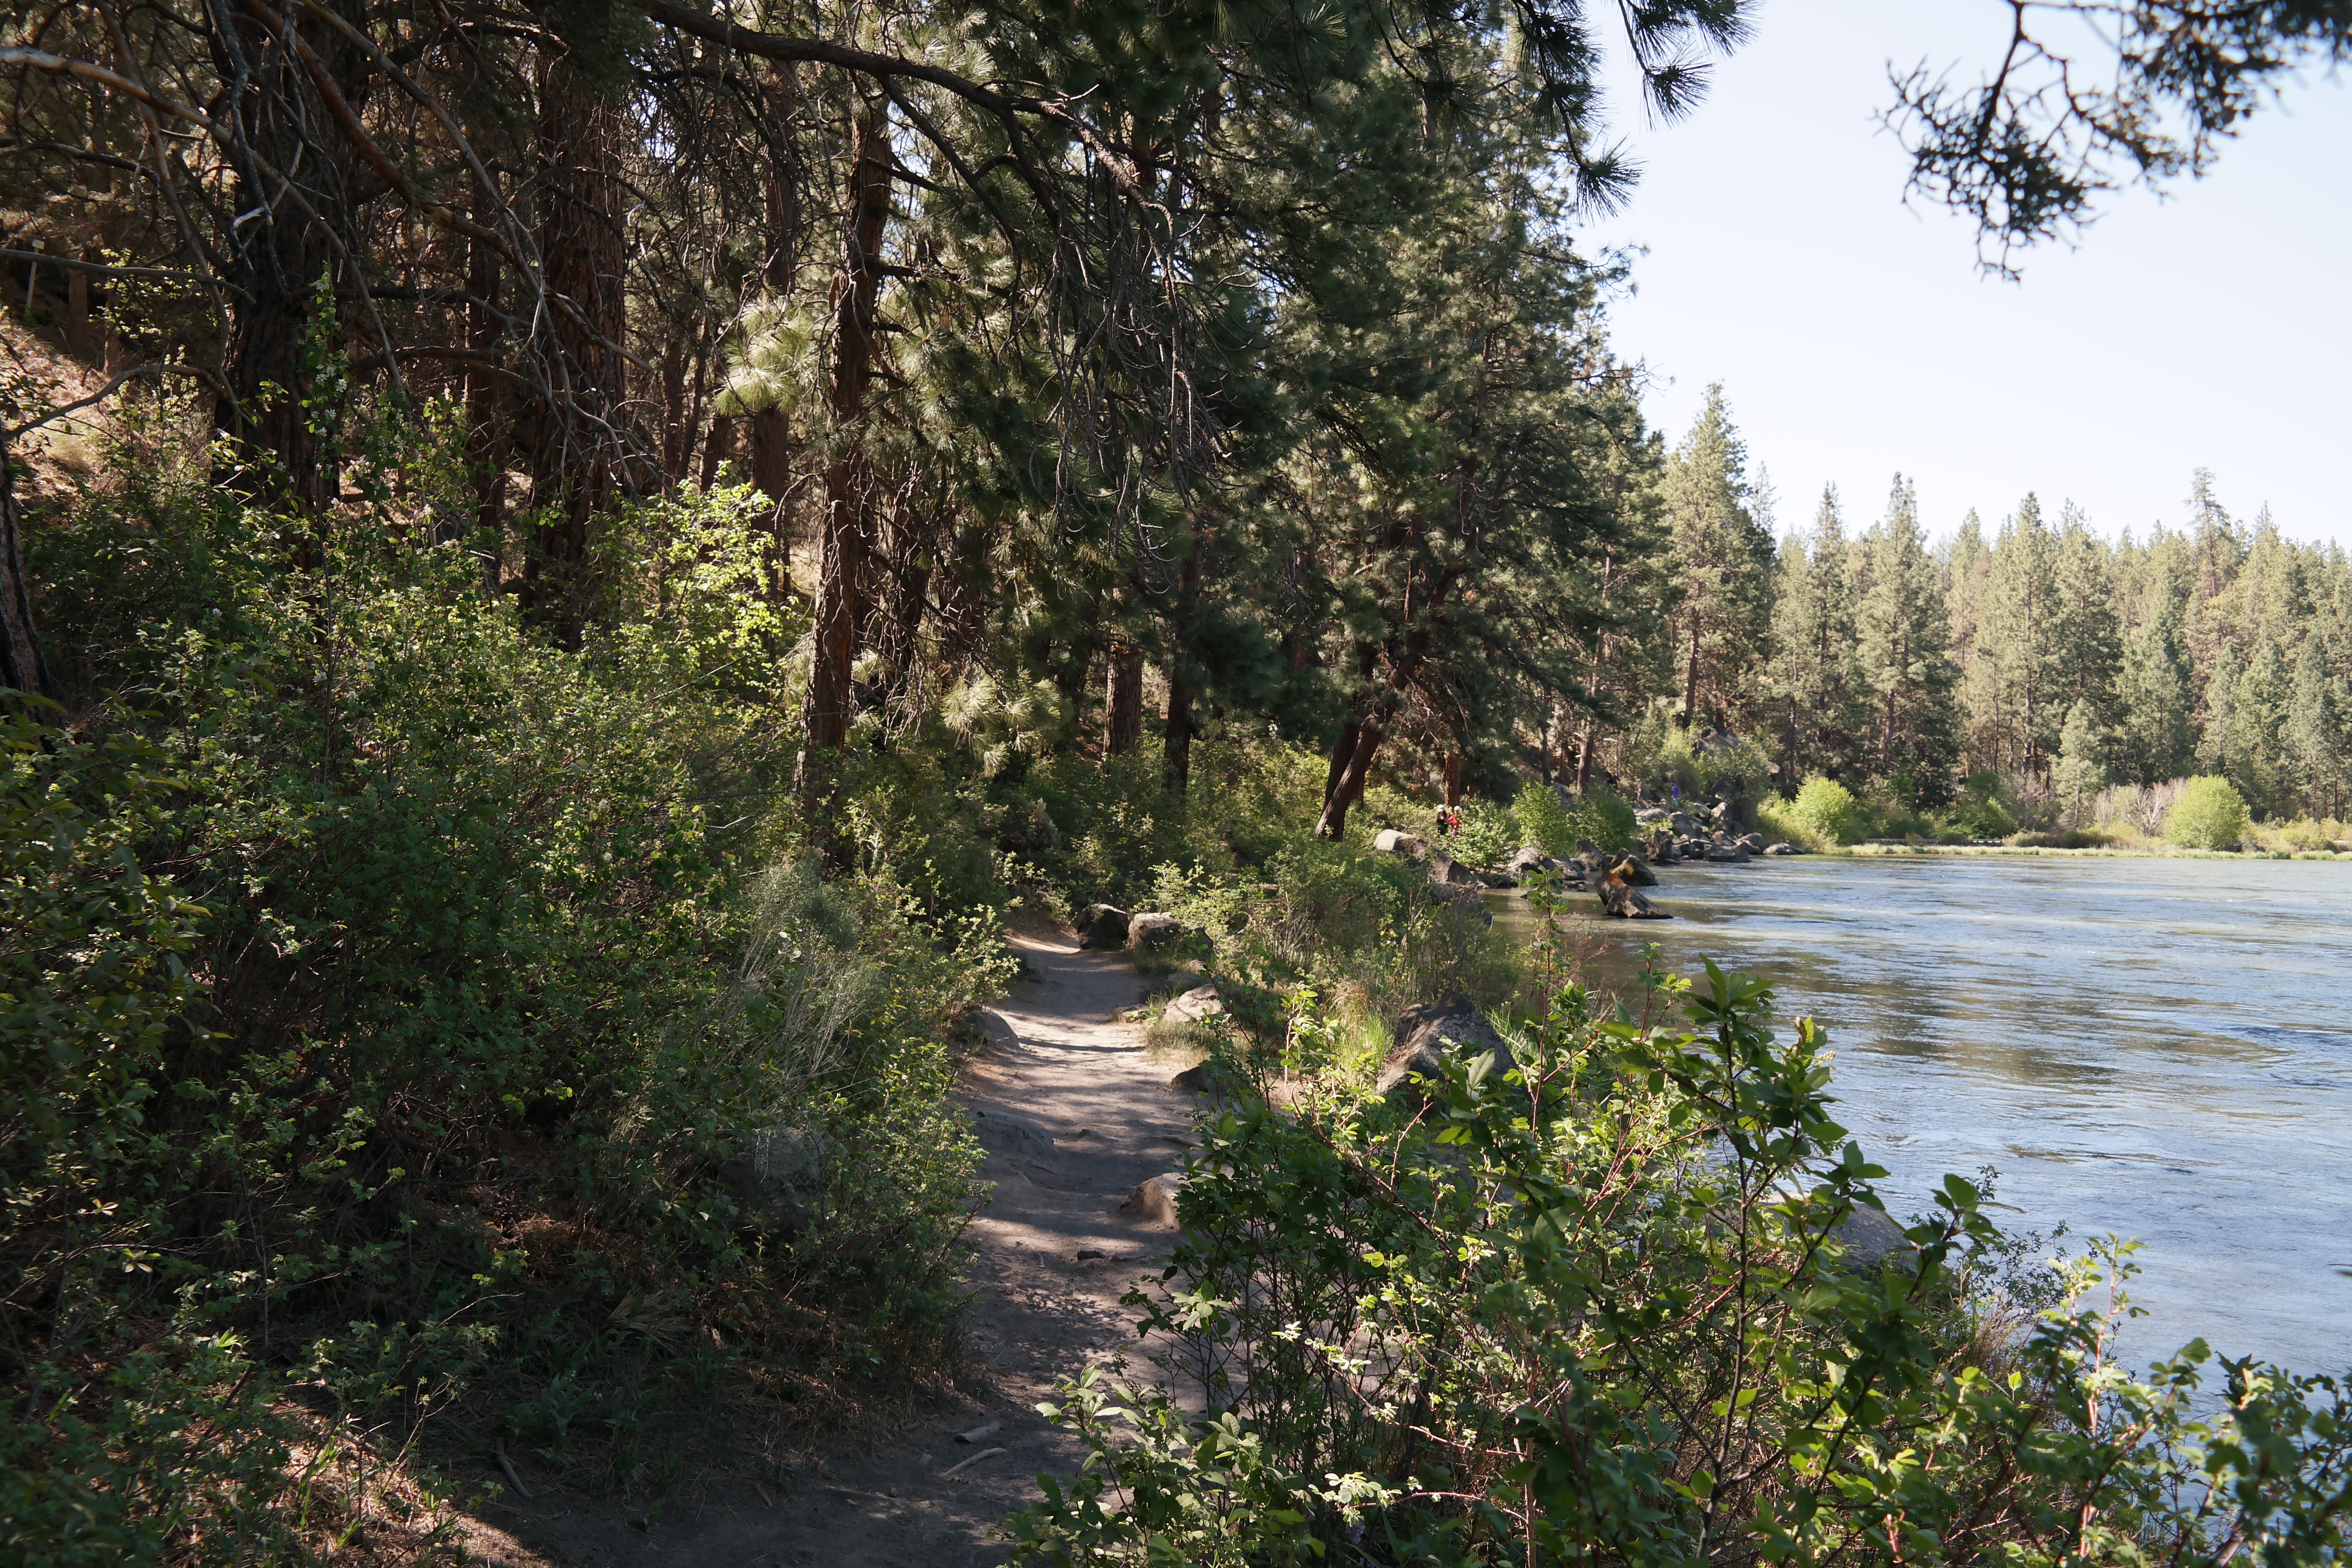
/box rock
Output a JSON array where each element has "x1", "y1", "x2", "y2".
[
  {"x1": 1428, "y1": 879, "x2": 1494, "y2": 925},
  {"x1": 1616, "y1": 854, "x2": 1658, "y2": 887},
  {"x1": 1474, "y1": 869, "x2": 1518, "y2": 888},
  {"x1": 1121, "y1": 1172, "x2": 1186, "y2": 1226},
  {"x1": 1763, "y1": 842, "x2": 1803, "y2": 856},
  {"x1": 1833, "y1": 1203, "x2": 1916, "y2": 1270},
  {"x1": 1074, "y1": 903, "x2": 1130, "y2": 950},
  {"x1": 1634, "y1": 806, "x2": 1669, "y2": 824},
  {"x1": 1374, "y1": 828, "x2": 1427, "y2": 859},
  {"x1": 1595, "y1": 859, "x2": 1672, "y2": 919},
  {"x1": 1168, "y1": 1059, "x2": 1237, "y2": 1096},
  {"x1": 1736, "y1": 832, "x2": 1766, "y2": 854},
  {"x1": 1507, "y1": 844, "x2": 1558, "y2": 877},
  {"x1": 1427, "y1": 854, "x2": 1482, "y2": 888},
  {"x1": 1162, "y1": 984, "x2": 1223, "y2": 1026},
  {"x1": 1670, "y1": 812, "x2": 1703, "y2": 837},
  {"x1": 715, "y1": 1126, "x2": 829, "y2": 1236},
  {"x1": 1375, "y1": 993, "x2": 1516, "y2": 1096},
  {"x1": 1127, "y1": 912, "x2": 1183, "y2": 950}
]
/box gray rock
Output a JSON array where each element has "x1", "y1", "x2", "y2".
[
  {"x1": 1634, "y1": 806, "x2": 1669, "y2": 824},
  {"x1": 1507, "y1": 844, "x2": 1559, "y2": 877},
  {"x1": 968, "y1": 1104, "x2": 1057, "y2": 1161},
  {"x1": 1427, "y1": 854, "x2": 1482, "y2": 888},
  {"x1": 715, "y1": 1126, "x2": 829, "y2": 1236},
  {"x1": 1373, "y1": 828, "x2": 1427, "y2": 859},
  {"x1": 1736, "y1": 832, "x2": 1766, "y2": 854},
  {"x1": 1127, "y1": 912, "x2": 1183, "y2": 950},
  {"x1": 1428, "y1": 879, "x2": 1494, "y2": 925},
  {"x1": 1474, "y1": 869, "x2": 1518, "y2": 888},
  {"x1": 1121, "y1": 1172, "x2": 1185, "y2": 1227},
  {"x1": 1075, "y1": 903, "x2": 1130, "y2": 950},
  {"x1": 1763, "y1": 842, "x2": 1803, "y2": 856},
  {"x1": 1167, "y1": 1059, "x2": 1234, "y2": 1095},
  {"x1": 1834, "y1": 1203, "x2": 1916, "y2": 1270},
  {"x1": 1596, "y1": 878, "x2": 1672, "y2": 919},
  {"x1": 1617, "y1": 854, "x2": 1658, "y2": 888},
  {"x1": 1162, "y1": 983, "x2": 1224, "y2": 1026},
  {"x1": 1376, "y1": 994, "x2": 1516, "y2": 1096}
]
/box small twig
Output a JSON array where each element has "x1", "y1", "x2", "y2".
[
  {"x1": 937, "y1": 1445, "x2": 1006, "y2": 1478},
  {"x1": 3, "y1": 362, "x2": 220, "y2": 441},
  {"x1": 493, "y1": 1439, "x2": 532, "y2": 1498}
]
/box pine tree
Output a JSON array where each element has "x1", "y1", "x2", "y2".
[
  {"x1": 2051, "y1": 505, "x2": 2123, "y2": 720},
  {"x1": 2116, "y1": 597, "x2": 2194, "y2": 783},
  {"x1": 1660, "y1": 386, "x2": 1776, "y2": 735},
  {"x1": 1855, "y1": 475, "x2": 1962, "y2": 801},
  {"x1": 2054, "y1": 699, "x2": 2110, "y2": 824},
  {"x1": 1980, "y1": 493, "x2": 2062, "y2": 776},
  {"x1": 2288, "y1": 631, "x2": 2346, "y2": 819},
  {"x1": 1767, "y1": 485, "x2": 1866, "y2": 783}
]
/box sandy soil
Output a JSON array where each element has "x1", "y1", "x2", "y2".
[{"x1": 456, "y1": 932, "x2": 1191, "y2": 1567}]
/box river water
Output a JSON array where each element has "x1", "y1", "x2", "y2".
[{"x1": 1490, "y1": 855, "x2": 2352, "y2": 1376}]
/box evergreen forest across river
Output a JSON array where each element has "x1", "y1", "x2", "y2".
[{"x1": 3, "y1": 0, "x2": 2350, "y2": 1562}]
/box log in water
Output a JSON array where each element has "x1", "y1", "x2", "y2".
[{"x1": 1489, "y1": 855, "x2": 2352, "y2": 1375}]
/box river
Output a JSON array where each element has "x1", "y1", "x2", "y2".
[{"x1": 1489, "y1": 854, "x2": 2352, "y2": 1377}]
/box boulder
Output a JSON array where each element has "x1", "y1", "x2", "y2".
[
  {"x1": 1507, "y1": 842, "x2": 1553, "y2": 876},
  {"x1": 1075, "y1": 903, "x2": 1130, "y2": 950},
  {"x1": 1127, "y1": 912, "x2": 1184, "y2": 951},
  {"x1": 1736, "y1": 832, "x2": 1766, "y2": 854},
  {"x1": 1763, "y1": 842, "x2": 1803, "y2": 856},
  {"x1": 715, "y1": 1125, "x2": 829, "y2": 1236},
  {"x1": 1121, "y1": 1172, "x2": 1186, "y2": 1227},
  {"x1": 1474, "y1": 869, "x2": 1518, "y2": 888},
  {"x1": 1833, "y1": 1203, "x2": 1916, "y2": 1271},
  {"x1": 1634, "y1": 806, "x2": 1669, "y2": 825},
  {"x1": 1595, "y1": 859, "x2": 1672, "y2": 919},
  {"x1": 1616, "y1": 854, "x2": 1658, "y2": 887},
  {"x1": 1429, "y1": 879, "x2": 1494, "y2": 926},
  {"x1": 1167, "y1": 1059, "x2": 1236, "y2": 1096},
  {"x1": 1374, "y1": 828, "x2": 1428, "y2": 859},
  {"x1": 1375, "y1": 994, "x2": 1516, "y2": 1096},
  {"x1": 1427, "y1": 854, "x2": 1482, "y2": 889},
  {"x1": 1162, "y1": 983, "x2": 1224, "y2": 1026}
]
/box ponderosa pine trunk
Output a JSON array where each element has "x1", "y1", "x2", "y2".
[
  {"x1": 0, "y1": 445, "x2": 55, "y2": 701},
  {"x1": 797, "y1": 98, "x2": 892, "y2": 839},
  {"x1": 1106, "y1": 646, "x2": 1144, "y2": 756},
  {"x1": 529, "y1": 58, "x2": 628, "y2": 620},
  {"x1": 1161, "y1": 551, "x2": 1202, "y2": 793},
  {"x1": 206, "y1": 0, "x2": 366, "y2": 514},
  {"x1": 748, "y1": 64, "x2": 801, "y2": 585}
]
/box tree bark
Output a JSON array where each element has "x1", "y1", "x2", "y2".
[
  {"x1": 206, "y1": 0, "x2": 366, "y2": 515},
  {"x1": 463, "y1": 219, "x2": 508, "y2": 580},
  {"x1": 749, "y1": 63, "x2": 802, "y2": 585},
  {"x1": 1105, "y1": 645, "x2": 1144, "y2": 757},
  {"x1": 796, "y1": 97, "x2": 893, "y2": 840},
  {"x1": 528, "y1": 58, "x2": 628, "y2": 621},
  {"x1": 1442, "y1": 753, "x2": 1464, "y2": 808},
  {"x1": 1161, "y1": 550, "x2": 1202, "y2": 793},
  {"x1": 0, "y1": 444, "x2": 56, "y2": 701}
]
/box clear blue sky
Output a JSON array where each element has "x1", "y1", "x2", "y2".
[{"x1": 1577, "y1": 0, "x2": 2352, "y2": 550}]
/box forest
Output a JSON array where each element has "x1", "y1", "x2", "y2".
[{"x1": 3, "y1": 0, "x2": 2349, "y2": 1560}]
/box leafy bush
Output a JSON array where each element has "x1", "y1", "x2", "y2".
[
  {"x1": 2167, "y1": 775, "x2": 2251, "y2": 849},
  {"x1": 1514, "y1": 781, "x2": 1576, "y2": 856},
  {"x1": 1448, "y1": 799, "x2": 1517, "y2": 867},
  {"x1": 1010, "y1": 967, "x2": 2352, "y2": 1568},
  {"x1": 1948, "y1": 772, "x2": 2018, "y2": 839},
  {"x1": 1784, "y1": 775, "x2": 1870, "y2": 845},
  {"x1": 7, "y1": 404, "x2": 1011, "y2": 1557}
]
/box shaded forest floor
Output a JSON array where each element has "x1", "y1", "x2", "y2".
[{"x1": 447, "y1": 932, "x2": 1193, "y2": 1568}]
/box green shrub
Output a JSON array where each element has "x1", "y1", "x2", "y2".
[
  {"x1": 1449, "y1": 799, "x2": 1517, "y2": 866},
  {"x1": 2166, "y1": 775, "x2": 2251, "y2": 850},
  {"x1": 1785, "y1": 775, "x2": 1870, "y2": 845},
  {"x1": 1010, "y1": 968, "x2": 2351, "y2": 1568},
  {"x1": 1513, "y1": 781, "x2": 1576, "y2": 857},
  {"x1": 1948, "y1": 772, "x2": 2018, "y2": 839}
]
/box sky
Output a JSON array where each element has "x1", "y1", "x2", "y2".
[{"x1": 1575, "y1": 0, "x2": 2352, "y2": 550}]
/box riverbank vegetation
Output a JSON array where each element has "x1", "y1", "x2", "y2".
[{"x1": 6, "y1": 0, "x2": 2350, "y2": 1556}]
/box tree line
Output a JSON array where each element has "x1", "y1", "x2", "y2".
[{"x1": 1608, "y1": 388, "x2": 2350, "y2": 826}]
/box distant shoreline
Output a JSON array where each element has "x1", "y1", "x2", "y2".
[{"x1": 1806, "y1": 843, "x2": 2350, "y2": 863}]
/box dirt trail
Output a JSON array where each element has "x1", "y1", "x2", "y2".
[{"x1": 462, "y1": 933, "x2": 1191, "y2": 1567}]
